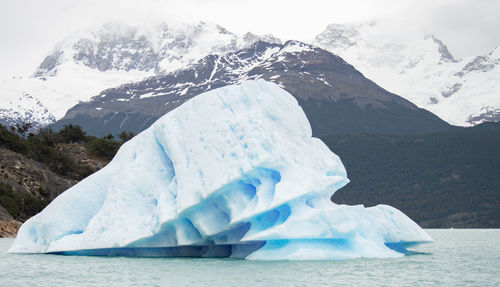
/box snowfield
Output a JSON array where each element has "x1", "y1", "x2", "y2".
[{"x1": 314, "y1": 19, "x2": 500, "y2": 126}]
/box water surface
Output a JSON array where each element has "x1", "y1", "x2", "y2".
[{"x1": 1, "y1": 229, "x2": 498, "y2": 286}]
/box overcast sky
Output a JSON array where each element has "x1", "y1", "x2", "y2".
[{"x1": 0, "y1": 0, "x2": 499, "y2": 80}]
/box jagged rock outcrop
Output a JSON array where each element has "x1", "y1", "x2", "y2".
[
  {"x1": 0, "y1": 205, "x2": 22, "y2": 238},
  {"x1": 0, "y1": 147, "x2": 76, "y2": 199}
]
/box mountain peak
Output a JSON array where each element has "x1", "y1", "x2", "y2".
[
  {"x1": 0, "y1": 92, "x2": 55, "y2": 130},
  {"x1": 243, "y1": 32, "x2": 282, "y2": 46},
  {"x1": 32, "y1": 21, "x2": 282, "y2": 78}
]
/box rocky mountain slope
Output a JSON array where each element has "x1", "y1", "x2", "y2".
[
  {"x1": 0, "y1": 204, "x2": 21, "y2": 238},
  {"x1": 54, "y1": 40, "x2": 452, "y2": 137},
  {"x1": 0, "y1": 21, "x2": 280, "y2": 129},
  {"x1": 0, "y1": 147, "x2": 76, "y2": 237},
  {"x1": 0, "y1": 147, "x2": 76, "y2": 200},
  {"x1": 313, "y1": 19, "x2": 500, "y2": 126},
  {"x1": 0, "y1": 125, "x2": 110, "y2": 237}
]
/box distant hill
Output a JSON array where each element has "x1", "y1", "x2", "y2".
[{"x1": 323, "y1": 122, "x2": 500, "y2": 228}]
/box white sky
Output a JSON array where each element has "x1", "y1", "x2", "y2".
[{"x1": 0, "y1": 0, "x2": 499, "y2": 80}]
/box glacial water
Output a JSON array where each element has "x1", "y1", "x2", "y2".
[{"x1": 1, "y1": 229, "x2": 498, "y2": 287}]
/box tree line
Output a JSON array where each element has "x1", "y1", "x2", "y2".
[{"x1": 1, "y1": 122, "x2": 135, "y2": 180}]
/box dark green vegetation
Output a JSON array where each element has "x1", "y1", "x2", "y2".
[
  {"x1": 2, "y1": 120, "x2": 499, "y2": 227},
  {"x1": 1, "y1": 124, "x2": 84, "y2": 179},
  {"x1": 0, "y1": 124, "x2": 132, "y2": 173},
  {"x1": 324, "y1": 122, "x2": 500, "y2": 228},
  {"x1": 296, "y1": 98, "x2": 453, "y2": 137},
  {"x1": 0, "y1": 182, "x2": 49, "y2": 221},
  {"x1": 0, "y1": 124, "x2": 133, "y2": 220},
  {"x1": 53, "y1": 113, "x2": 157, "y2": 139}
]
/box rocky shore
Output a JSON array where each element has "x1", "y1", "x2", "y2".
[{"x1": 0, "y1": 205, "x2": 21, "y2": 237}]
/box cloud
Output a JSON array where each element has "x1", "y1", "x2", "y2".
[
  {"x1": 416, "y1": 0, "x2": 500, "y2": 57},
  {"x1": 0, "y1": 0, "x2": 498, "y2": 79}
]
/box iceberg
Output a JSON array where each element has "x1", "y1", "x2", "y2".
[{"x1": 9, "y1": 80, "x2": 432, "y2": 260}]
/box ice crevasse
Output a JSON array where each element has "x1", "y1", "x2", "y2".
[{"x1": 9, "y1": 80, "x2": 432, "y2": 260}]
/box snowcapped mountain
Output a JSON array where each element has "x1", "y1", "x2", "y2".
[
  {"x1": 34, "y1": 21, "x2": 281, "y2": 77},
  {"x1": 0, "y1": 90, "x2": 55, "y2": 130},
  {"x1": 0, "y1": 21, "x2": 280, "y2": 129},
  {"x1": 313, "y1": 19, "x2": 500, "y2": 126},
  {"x1": 55, "y1": 40, "x2": 451, "y2": 137}
]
